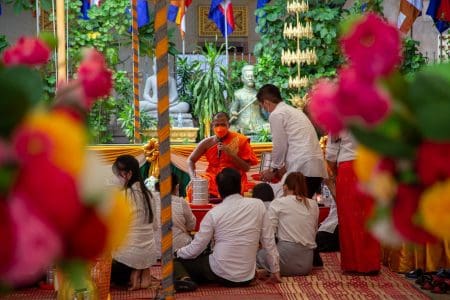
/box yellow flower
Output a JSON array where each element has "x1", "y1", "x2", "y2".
[
  {"x1": 368, "y1": 171, "x2": 397, "y2": 205},
  {"x1": 22, "y1": 110, "x2": 86, "y2": 176},
  {"x1": 419, "y1": 179, "x2": 450, "y2": 240},
  {"x1": 103, "y1": 190, "x2": 132, "y2": 252},
  {"x1": 354, "y1": 145, "x2": 380, "y2": 183},
  {"x1": 87, "y1": 32, "x2": 100, "y2": 40}
]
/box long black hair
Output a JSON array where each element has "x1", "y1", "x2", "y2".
[{"x1": 112, "y1": 154, "x2": 153, "y2": 223}]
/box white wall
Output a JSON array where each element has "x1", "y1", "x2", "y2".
[{"x1": 0, "y1": 3, "x2": 36, "y2": 43}]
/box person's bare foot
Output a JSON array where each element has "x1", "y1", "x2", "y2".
[
  {"x1": 140, "y1": 268, "x2": 152, "y2": 289},
  {"x1": 128, "y1": 270, "x2": 141, "y2": 291}
]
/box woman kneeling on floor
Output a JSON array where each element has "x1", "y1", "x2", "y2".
[
  {"x1": 257, "y1": 172, "x2": 319, "y2": 276},
  {"x1": 110, "y1": 155, "x2": 158, "y2": 290}
]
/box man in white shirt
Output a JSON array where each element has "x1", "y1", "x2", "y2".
[
  {"x1": 257, "y1": 84, "x2": 327, "y2": 198},
  {"x1": 174, "y1": 168, "x2": 281, "y2": 292}
]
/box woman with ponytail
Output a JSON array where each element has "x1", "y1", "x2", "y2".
[
  {"x1": 111, "y1": 155, "x2": 157, "y2": 290},
  {"x1": 257, "y1": 172, "x2": 319, "y2": 276}
]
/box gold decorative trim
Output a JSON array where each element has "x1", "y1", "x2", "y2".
[{"x1": 198, "y1": 6, "x2": 248, "y2": 37}]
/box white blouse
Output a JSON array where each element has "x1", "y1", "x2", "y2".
[
  {"x1": 113, "y1": 182, "x2": 157, "y2": 269},
  {"x1": 268, "y1": 194, "x2": 319, "y2": 249}
]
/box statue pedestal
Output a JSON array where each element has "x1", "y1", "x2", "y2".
[
  {"x1": 145, "y1": 112, "x2": 194, "y2": 128},
  {"x1": 142, "y1": 127, "x2": 199, "y2": 143}
]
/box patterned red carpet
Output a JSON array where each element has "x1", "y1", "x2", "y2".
[{"x1": 2, "y1": 253, "x2": 428, "y2": 299}]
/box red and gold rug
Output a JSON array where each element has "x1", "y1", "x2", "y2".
[{"x1": 2, "y1": 253, "x2": 427, "y2": 299}]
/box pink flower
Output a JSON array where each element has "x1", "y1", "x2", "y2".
[
  {"x1": 2, "y1": 37, "x2": 51, "y2": 67},
  {"x1": 55, "y1": 79, "x2": 95, "y2": 112},
  {"x1": 340, "y1": 13, "x2": 402, "y2": 80},
  {"x1": 12, "y1": 159, "x2": 83, "y2": 236},
  {"x1": 392, "y1": 184, "x2": 438, "y2": 244},
  {"x1": 337, "y1": 67, "x2": 391, "y2": 125},
  {"x1": 1, "y1": 196, "x2": 62, "y2": 286},
  {"x1": 76, "y1": 49, "x2": 113, "y2": 102},
  {"x1": 417, "y1": 141, "x2": 450, "y2": 185},
  {"x1": 308, "y1": 79, "x2": 344, "y2": 134}
]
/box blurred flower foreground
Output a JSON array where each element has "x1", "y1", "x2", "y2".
[
  {"x1": 309, "y1": 13, "x2": 450, "y2": 246},
  {"x1": 0, "y1": 36, "x2": 130, "y2": 293}
]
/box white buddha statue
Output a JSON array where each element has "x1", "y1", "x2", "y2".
[{"x1": 141, "y1": 60, "x2": 190, "y2": 114}]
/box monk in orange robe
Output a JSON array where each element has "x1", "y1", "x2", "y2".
[{"x1": 187, "y1": 112, "x2": 258, "y2": 199}]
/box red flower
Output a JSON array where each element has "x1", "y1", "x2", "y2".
[
  {"x1": 0, "y1": 200, "x2": 15, "y2": 274},
  {"x1": 2, "y1": 37, "x2": 51, "y2": 67},
  {"x1": 376, "y1": 157, "x2": 396, "y2": 173},
  {"x1": 66, "y1": 208, "x2": 108, "y2": 261},
  {"x1": 0, "y1": 138, "x2": 16, "y2": 166},
  {"x1": 308, "y1": 79, "x2": 344, "y2": 134},
  {"x1": 340, "y1": 13, "x2": 402, "y2": 80},
  {"x1": 417, "y1": 141, "x2": 450, "y2": 185},
  {"x1": 12, "y1": 159, "x2": 83, "y2": 235},
  {"x1": 13, "y1": 129, "x2": 53, "y2": 163},
  {"x1": 337, "y1": 67, "x2": 391, "y2": 125},
  {"x1": 392, "y1": 184, "x2": 438, "y2": 244},
  {"x1": 76, "y1": 49, "x2": 113, "y2": 102}
]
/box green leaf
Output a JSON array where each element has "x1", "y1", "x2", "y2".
[
  {"x1": 58, "y1": 260, "x2": 90, "y2": 291},
  {"x1": 39, "y1": 32, "x2": 58, "y2": 49},
  {"x1": 0, "y1": 67, "x2": 43, "y2": 137},
  {"x1": 339, "y1": 14, "x2": 363, "y2": 37},
  {"x1": 350, "y1": 124, "x2": 416, "y2": 159},
  {"x1": 416, "y1": 102, "x2": 450, "y2": 141},
  {"x1": 406, "y1": 65, "x2": 450, "y2": 140}
]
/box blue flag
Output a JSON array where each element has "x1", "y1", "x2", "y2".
[
  {"x1": 209, "y1": 0, "x2": 235, "y2": 37},
  {"x1": 257, "y1": 0, "x2": 270, "y2": 9},
  {"x1": 256, "y1": 0, "x2": 271, "y2": 24},
  {"x1": 136, "y1": 0, "x2": 150, "y2": 28},
  {"x1": 426, "y1": 0, "x2": 450, "y2": 33},
  {"x1": 80, "y1": 0, "x2": 91, "y2": 20},
  {"x1": 127, "y1": 0, "x2": 150, "y2": 32}
]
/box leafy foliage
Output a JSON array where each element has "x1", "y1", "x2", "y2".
[
  {"x1": 0, "y1": 35, "x2": 9, "y2": 53},
  {"x1": 2, "y1": 0, "x2": 52, "y2": 13},
  {"x1": 192, "y1": 43, "x2": 232, "y2": 139},
  {"x1": 175, "y1": 56, "x2": 200, "y2": 110},
  {"x1": 117, "y1": 103, "x2": 157, "y2": 142},
  {"x1": 254, "y1": 0, "x2": 346, "y2": 101},
  {"x1": 400, "y1": 38, "x2": 427, "y2": 75},
  {"x1": 255, "y1": 127, "x2": 272, "y2": 142}
]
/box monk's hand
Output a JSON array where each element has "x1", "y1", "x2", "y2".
[{"x1": 217, "y1": 142, "x2": 231, "y2": 155}]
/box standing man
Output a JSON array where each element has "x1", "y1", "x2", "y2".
[
  {"x1": 174, "y1": 168, "x2": 281, "y2": 292},
  {"x1": 187, "y1": 112, "x2": 258, "y2": 199},
  {"x1": 257, "y1": 84, "x2": 327, "y2": 198}
]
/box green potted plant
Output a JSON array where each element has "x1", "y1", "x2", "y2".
[{"x1": 191, "y1": 42, "x2": 233, "y2": 139}]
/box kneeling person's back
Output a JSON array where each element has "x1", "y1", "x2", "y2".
[{"x1": 175, "y1": 168, "x2": 279, "y2": 288}]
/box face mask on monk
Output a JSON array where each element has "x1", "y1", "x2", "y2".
[{"x1": 214, "y1": 125, "x2": 228, "y2": 139}]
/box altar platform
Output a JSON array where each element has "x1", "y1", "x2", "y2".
[{"x1": 88, "y1": 142, "x2": 273, "y2": 197}]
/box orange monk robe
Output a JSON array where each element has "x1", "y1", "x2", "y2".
[{"x1": 189, "y1": 131, "x2": 258, "y2": 199}]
